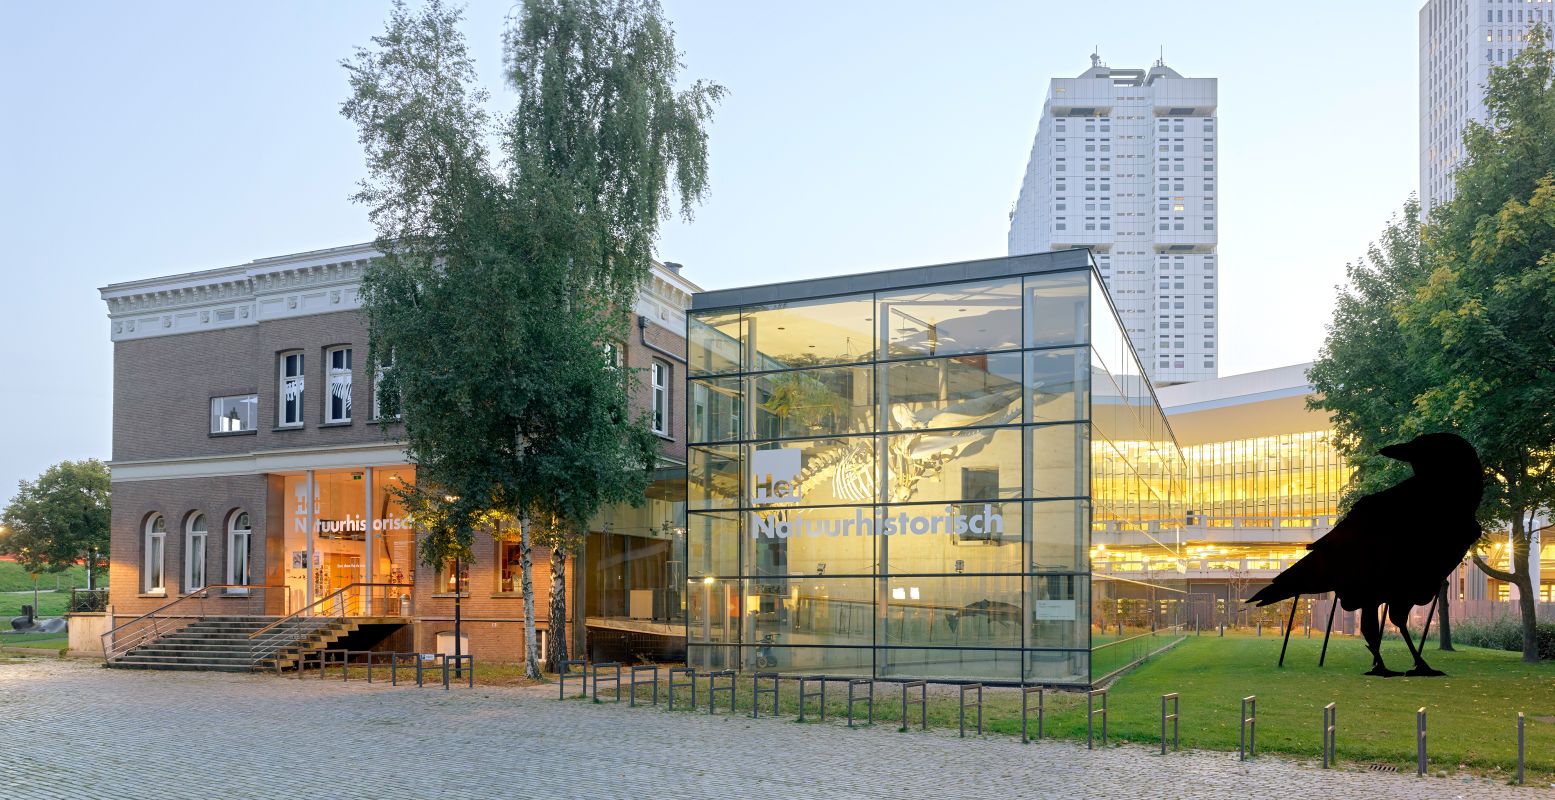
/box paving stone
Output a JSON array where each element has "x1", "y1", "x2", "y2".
[{"x1": 0, "y1": 658, "x2": 1546, "y2": 800}]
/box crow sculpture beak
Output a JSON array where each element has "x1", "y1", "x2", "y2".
[{"x1": 1380, "y1": 442, "x2": 1411, "y2": 461}]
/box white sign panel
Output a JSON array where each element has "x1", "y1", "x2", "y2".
[
  {"x1": 751, "y1": 448, "x2": 803, "y2": 505},
  {"x1": 1033, "y1": 600, "x2": 1076, "y2": 621}
]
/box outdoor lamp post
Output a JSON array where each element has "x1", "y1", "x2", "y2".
[{"x1": 453, "y1": 552, "x2": 463, "y2": 678}]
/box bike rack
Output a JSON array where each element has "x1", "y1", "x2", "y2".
[
  {"x1": 847, "y1": 679, "x2": 873, "y2": 728},
  {"x1": 439, "y1": 654, "x2": 474, "y2": 689},
  {"x1": 1240, "y1": 695, "x2": 1257, "y2": 761},
  {"x1": 592, "y1": 661, "x2": 622, "y2": 702},
  {"x1": 1415, "y1": 707, "x2": 1427, "y2": 777},
  {"x1": 1021, "y1": 686, "x2": 1044, "y2": 743},
  {"x1": 752, "y1": 672, "x2": 780, "y2": 719},
  {"x1": 629, "y1": 665, "x2": 659, "y2": 707},
  {"x1": 317, "y1": 649, "x2": 347, "y2": 680},
  {"x1": 1160, "y1": 693, "x2": 1180, "y2": 754},
  {"x1": 798, "y1": 675, "x2": 827, "y2": 722},
  {"x1": 667, "y1": 667, "x2": 696, "y2": 711},
  {"x1": 959, "y1": 683, "x2": 983, "y2": 738},
  {"x1": 1088, "y1": 688, "x2": 1108, "y2": 749},
  {"x1": 558, "y1": 659, "x2": 589, "y2": 700},
  {"x1": 1517, "y1": 711, "x2": 1525, "y2": 784},
  {"x1": 1322, "y1": 702, "x2": 1337, "y2": 768},
  {"x1": 708, "y1": 670, "x2": 736, "y2": 715},
  {"x1": 387, "y1": 652, "x2": 419, "y2": 686},
  {"x1": 899, "y1": 680, "x2": 927, "y2": 732}
]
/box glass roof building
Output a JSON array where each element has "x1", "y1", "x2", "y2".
[{"x1": 685, "y1": 249, "x2": 1186, "y2": 686}]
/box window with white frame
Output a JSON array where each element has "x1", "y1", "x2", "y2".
[
  {"x1": 144, "y1": 514, "x2": 166, "y2": 594},
  {"x1": 651, "y1": 359, "x2": 670, "y2": 436},
  {"x1": 210, "y1": 395, "x2": 258, "y2": 434},
  {"x1": 371, "y1": 363, "x2": 397, "y2": 421},
  {"x1": 228, "y1": 511, "x2": 252, "y2": 590},
  {"x1": 185, "y1": 514, "x2": 207, "y2": 592},
  {"x1": 280, "y1": 352, "x2": 305, "y2": 427},
  {"x1": 326, "y1": 346, "x2": 353, "y2": 423}
]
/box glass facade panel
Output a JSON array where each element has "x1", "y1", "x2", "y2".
[
  {"x1": 882, "y1": 503, "x2": 1023, "y2": 575},
  {"x1": 1026, "y1": 347, "x2": 1087, "y2": 423},
  {"x1": 751, "y1": 437, "x2": 878, "y2": 507},
  {"x1": 688, "y1": 311, "x2": 742, "y2": 376},
  {"x1": 749, "y1": 366, "x2": 872, "y2": 440},
  {"x1": 689, "y1": 376, "x2": 742, "y2": 443},
  {"x1": 878, "y1": 278, "x2": 1022, "y2": 359},
  {"x1": 1024, "y1": 270, "x2": 1088, "y2": 348},
  {"x1": 688, "y1": 259, "x2": 1185, "y2": 685},
  {"x1": 880, "y1": 353, "x2": 1022, "y2": 431},
  {"x1": 745, "y1": 297, "x2": 875, "y2": 370},
  {"x1": 885, "y1": 427, "x2": 1023, "y2": 504}
]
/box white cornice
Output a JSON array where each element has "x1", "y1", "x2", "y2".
[
  {"x1": 101, "y1": 242, "x2": 697, "y2": 341},
  {"x1": 108, "y1": 441, "x2": 411, "y2": 483}
]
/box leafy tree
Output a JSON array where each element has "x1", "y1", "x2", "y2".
[
  {"x1": 344, "y1": 0, "x2": 719, "y2": 678},
  {"x1": 0, "y1": 459, "x2": 111, "y2": 590},
  {"x1": 1405, "y1": 27, "x2": 1555, "y2": 663}
]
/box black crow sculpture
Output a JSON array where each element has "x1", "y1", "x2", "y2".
[{"x1": 1246, "y1": 432, "x2": 1483, "y2": 676}]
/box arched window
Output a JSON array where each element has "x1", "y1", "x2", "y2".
[
  {"x1": 143, "y1": 514, "x2": 166, "y2": 595},
  {"x1": 184, "y1": 514, "x2": 207, "y2": 592},
  {"x1": 228, "y1": 511, "x2": 252, "y2": 591}
]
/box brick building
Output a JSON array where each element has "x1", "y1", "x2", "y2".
[{"x1": 100, "y1": 242, "x2": 695, "y2": 663}]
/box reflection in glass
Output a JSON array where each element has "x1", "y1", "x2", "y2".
[
  {"x1": 1027, "y1": 348, "x2": 1087, "y2": 423},
  {"x1": 881, "y1": 503, "x2": 1022, "y2": 575},
  {"x1": 687, "y1": 576, "x2": 740, "y2": 644},
  {"x1": 689, "y1": 445, "x2": 741, "y2": 510},
  {"x1": 884, "y1": 427, "x2": 1022, "y2": 504},
  {"x1": 687, "y1": 511, "x2": 739, "y2": 578},
  {"x1": 690, "y1": 377, "x2": 741, "y2": 443},
  {"x1": 880, "y1": 353, "x2": 1022, "y2": 432},
  {"x1": 882, "y1": 575, "x2": 1023, "y2": 650},
  {"x1": 1029, "y1": 500, "x2": 1087, "y2": 572},
  {"x1": 880, "y1": 278, "x2": 1022, "y2": 359},
  {"x1": 1026, "y1": 424, "x2": 1088, "y2": 499},
  {"x1": 1025, "y1": 270, "x2": 1088, "y2": 348},
  {"x1": 746, "y1": 297, "x2": 874, "y2": 370},
  {"x1": 748, "y1": 506, "x2": 876, "y2": 577},
  {"x1": 744, "y1": 577, "x2": 874, "y2": 652},
  {"x1": 1029, "y1": 572, "x2": 1087, "y2": 649},
  {"x1": 688, "y1": 312, "x2": 742, "y2": 376},
  {"x1": 750, "y1": 437, "x2": 877, "y2": 507},
  {"x1": 751, "y1": 366, "x2": 872, "y2": 440}
]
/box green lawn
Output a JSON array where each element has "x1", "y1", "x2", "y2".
[
  {"x1": 0, "y1": 589, "x2": 71, "y2": 619},
  {"x1": 0, "y1": 562, "x2": 99, "y2": 593},
  {"x1": 0, "y1": 631, "x2": 68, "y2": 652}
]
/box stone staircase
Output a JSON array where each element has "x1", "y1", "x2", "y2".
[{"x1": 107, "y1": 616, "x2": 360, "y2": 672}]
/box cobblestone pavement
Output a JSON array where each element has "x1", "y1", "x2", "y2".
[{"x1": 0, "y1": 658, "x2": 1549, "y2": 800}]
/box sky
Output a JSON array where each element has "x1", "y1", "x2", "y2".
[{"x1": 0, "y1": 0, "x2": 1427, "y2": 507}]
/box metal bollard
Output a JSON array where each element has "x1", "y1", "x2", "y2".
[
  {"x1": 1219, "y1": 623, "x2": 1225, "y2": 637},
  {"x1": 1240, "y1": 695, "x2": 1257, "y2": 761},
  {"x1": 1160, "y1": 693, "x2": 1179, "y2": 754},
  {"x1": 1257, "y1": 622, "x2": 1262, "y2": 637},
  {"x1": 847, "y1": 679, "x2": 873, "y2": 727},
  {"x1": 798, "y1": 675, "x2": 827, "y2": 722},
  {"x1": 1416, "y1": 707, "x2": 1427, "y2": 777},
  {"x1": 899, "y1": 680, "x2": 927, "y2": 731},
  {"x1": 629, "y1": 664, "x2": 659, "y2": 707},
  {"x1": 1021, "y1": 686, "x2": 1044, "y2": 743},
  {"x1": 1088, "y1": 689, "x2": 1108, "y2": 749},
  {"x1": 667, "y1": 667, "x2": 696, "y2": 711},
  {"x1": 1322, "y1": 702, "x2": 1337, "y2": 768},
  {"x1": 752, "y1": 672, "x2": 780, "y2": 718},
  {"x1": 958, "y1": 683, "x2": 983, "y2": 738},
  {"x1": 1517, "y1": 712, "x2": 1526, "y2": 784}
]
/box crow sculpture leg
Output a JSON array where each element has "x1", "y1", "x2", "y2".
[
  {"x1": 1389, "y1": 603, "x2": 1445, "y2": 677},
  {"x1": 1361, "y1": 605, "x2": 1400, "y2": 677}
]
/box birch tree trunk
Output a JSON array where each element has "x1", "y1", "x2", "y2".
[
  {"x1": 519, "y1": 510, "x2": 542, "y2": 679},
  {"x1": 547, "y1": 542, "x2": 568, "y2": 672}
]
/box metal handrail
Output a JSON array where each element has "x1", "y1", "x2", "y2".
[
  {"x1": 100, "y1": 584, "x2": 283, "y2": 663},
  {"x1": 247, "y1": 582, "x2": 412, "y2": 643}
]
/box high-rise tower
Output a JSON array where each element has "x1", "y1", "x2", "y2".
[
  {"x1": 1008, "y1": 54, "x2": 1218, "y2": 385},
  {"x1": 1420, "y1": 0, "x2": 1554, "y2": 217}
]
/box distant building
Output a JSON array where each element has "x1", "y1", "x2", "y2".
[
  {"x1": 1419, "y1": 0, "x2": 1555, "y2": 215},
  {"x1": 1008, "y1": 52, "x2": 1218, "y2": 385}
]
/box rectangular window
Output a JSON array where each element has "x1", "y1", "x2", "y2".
[
  {"x1": 280, "y1": 352, "x2": 305, "y2": 428},
  {"x1": 326, "y1": 346, "x2": 353, "y2": 423},
  {"x1": 210, "y1": 395, "x2": 258, "y2": 434},
  {"x1": 372, "y1": 363, "x2": 399, "y2": 421},
  {"x1": 434, "y1": 557, "x2": 470, "y2": 595},
  {"x1": 651, "y1": 360, "x2": 670, "y2": 436}
]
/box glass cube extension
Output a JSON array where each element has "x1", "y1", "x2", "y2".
[{"x1": 686, "y1": 250, "x2": 1187, "y2": 686}]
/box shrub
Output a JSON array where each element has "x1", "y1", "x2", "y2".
[{"x1": 1453, "y1": 616, "x2": 1555, "y2": 658}]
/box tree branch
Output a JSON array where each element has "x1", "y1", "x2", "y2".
[{"x1": 1472, "y1": 552, "x2": 1520, "y2": 584}]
